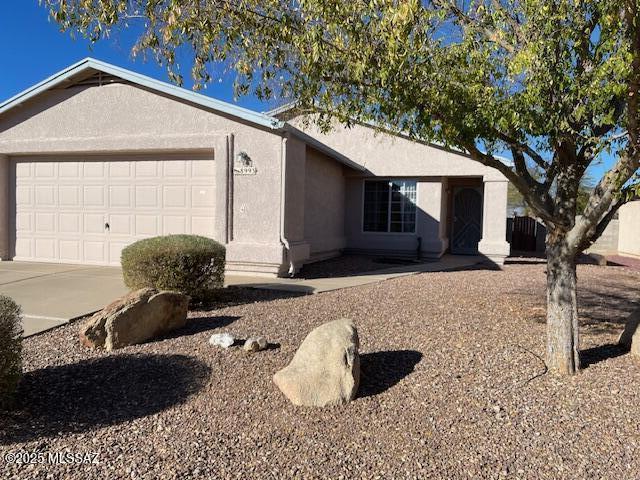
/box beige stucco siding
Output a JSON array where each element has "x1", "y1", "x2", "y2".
[
  {"x1": 303, "y1": 147, "x2": 346, "y2": 258},
  {"x1": 0, "y1": 83, "x2": 288, "y2": 273},
  {"x1": 618, "y1": 200, "x2": 640, "y2": 257},
  {"x1": 286, "y1": 118, "x2": 506, "y2": 181}
]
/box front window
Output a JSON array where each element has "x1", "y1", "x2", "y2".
[{"x1": 363, "y1": 180, "x2": 417, "y2": 233}]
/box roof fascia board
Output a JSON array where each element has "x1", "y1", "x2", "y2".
[{"x1": 0, "y1": 58, "x2": 92, "y2": 115}]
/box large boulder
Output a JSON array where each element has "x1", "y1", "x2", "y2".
[
  {"x1": 80, "y1": 288, "x2": 189, "y2": 351},
  {"x1": 273, "y1": 319, "x2": 359, "y2": 407},
  {"x1": 619, "y1": 308, "x2": 640, "y2": 357}
]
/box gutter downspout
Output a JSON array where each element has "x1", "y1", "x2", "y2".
[{"x1": 280, "y1": 134, "x2": 296, "y2": 277}]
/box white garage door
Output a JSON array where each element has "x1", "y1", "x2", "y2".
[{"x1": 12, "y1": 153, "x2": 216, "y2": 266}]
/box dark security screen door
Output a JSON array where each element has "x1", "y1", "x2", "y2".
[{"x1": 451, "y1": 187, "x2": 483, "y2": 254}]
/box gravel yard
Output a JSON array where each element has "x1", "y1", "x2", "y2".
[{"x1": 2, "y1": 263, "x2": 640, "y2": 479}]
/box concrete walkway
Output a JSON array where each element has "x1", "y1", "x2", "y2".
[
  {"x1": 225, "y1": 254, "x2": 484, "y2": 294},
  {"x1": 0, "y1": 262, "x2": 127, "y2": 337}
]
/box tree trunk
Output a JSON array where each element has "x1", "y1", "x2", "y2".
[{"x1": 546, "y1": 231, "x2": 580, "y2": 375}]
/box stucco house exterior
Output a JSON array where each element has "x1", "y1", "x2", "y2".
[{"x1": 0, "y1": 58, "x2": 510, "y2": 277}]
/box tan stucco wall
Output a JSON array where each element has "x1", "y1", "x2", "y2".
[
  {"x1": 618, "y1": 200, "x2": 640, "y2": 257},
  {"x1": 286, "y1": 118, "x2": 507, "y2": 181},
  {"x1": 303, "y1": 147, "x2": 346, "y2": 258},
  {"x1": 0, "y1": 83, "x2": 288, "y2": 274}
]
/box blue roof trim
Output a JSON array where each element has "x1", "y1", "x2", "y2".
[{"x1": 0, "y1": 58, "x2": 285, "y2": 130}]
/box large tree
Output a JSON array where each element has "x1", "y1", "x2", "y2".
[{"x1": 44, "y1": 0, "x2": 640, "y2": 375}]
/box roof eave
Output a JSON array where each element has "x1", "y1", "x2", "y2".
[{"x1": 0, "y1": 58, "x2": 285, "y2": 130}]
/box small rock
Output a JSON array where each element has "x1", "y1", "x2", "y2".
[
  {"x1": 209, "y1": 333, "x2": 235, "y2": 348},
  {"x1": 244, "y1": 336, "x2": 268, "y2": 352}
]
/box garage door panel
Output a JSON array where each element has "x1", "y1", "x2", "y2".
[
  {"x1": 163, "y1": 186, "x2": 188, "y2": 208},
  {"x1": 135, "y1": 161, "x2": 158, "y2": 177},
  {"x1": 135, "y1": 186, "x2": 159, "y2": 207},
  {"x1": 108, "y1": 242, "x2": 130, "y2": 265},
  {"x1": 59, "y1": 240, "x2": 81, "y2": 262},
  {"x1": 35, "y1": 213, "x2": 56, "y2": 233},
  {"x1": 59, "y1": 186, "x2": 80, "y2": 206},
  {"x1": 15, "y1": 186, "x2": 32, "y2": 206},
  {"x1": 15, "y1": 212, "x2": 32, "y2": 232},
  {"x1": 163, "y1": 161, "x2": 187, "y2": 177},
  {"x1": 192, "y1": 161, "x2": 215, "y2": 177},
  {"x1": 35, "y1": 186, "x2": 55, "y2": 206},
  {"x1": 109, "y1": 185, "x2": 132, "y2": 208},
  {"x1": 108, "y1": 214, "x2": 132, "y2": 235},
  {"x1": 135, "y1": 215, "x2": 159, "y2": 236},
  {"x1": 83, "y1": 240, "x2": 107, "y2": 263},
  {"x1": 109, "y1": 162, "x2": 131, "y2": 177},
  {"x1": 15, "y1": 239, "x2": 32, "y2": 258},
  {"x1": 59, "y1": 162, "x2": 80, "y2": 178},
  {"x1": 83, "y1": 186, "x2": 105, "y2": 207},
  {"x1": 83, "y1": 162, "x2": 105, "y2": 178},
  {"x1": 59, "y1": 213, "x2": 81, "y2": 233},
  {"x1": 192, "y1": 216, "x2": 216, "y2": 236},
  {"x1": 15, "y1": 162, "x2": 31, "y2": 178},
  {"x1": 35, "y1": 238, "x2": 56, "y2": 259},
  {"x1": 192, "y1": 186, "x2": 215, "y2": 208},
  {"x1": 13, "y1": 155, "x2": 215, "y2": 266},
  {"x1": 163, "y1": 215, "x2": 187, "y2": 235},
  {"x1": 35, "y1": 162, "x2": 55, "y2": 178},
  {"x1": 84, "y1": 214, "x2": 105, "y2": 234}
]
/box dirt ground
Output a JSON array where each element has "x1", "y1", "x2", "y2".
[{"x1": 1, "y1": 263, "x2": 639, "y2": 479}]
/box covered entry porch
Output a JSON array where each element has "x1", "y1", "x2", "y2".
[{"x1": 343, "y1": 174, "x2": 510, "y2": 265}]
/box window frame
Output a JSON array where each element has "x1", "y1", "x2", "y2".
[{"x1": 361, "y1": 179, "x2": 418, "y2": 235}]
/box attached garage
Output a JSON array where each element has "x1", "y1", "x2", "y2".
[{"x1": 11, "y1": 153, "x2": 215, "y2": 266}]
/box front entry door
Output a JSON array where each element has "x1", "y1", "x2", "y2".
[{"x1": 451, "y1": 187, "x2": 483, "y2": 254}]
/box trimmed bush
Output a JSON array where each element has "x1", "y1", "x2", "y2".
[
  {"x1": 121, "y1": 235, "x2": 226, "y2": 301},
  {"x1": 0, "y1": 295, "x2": 22, "y2": 410}
]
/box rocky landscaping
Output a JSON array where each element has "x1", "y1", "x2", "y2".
[{"x1": 1, "y1": 263, "x2": 640, "y2": 479}]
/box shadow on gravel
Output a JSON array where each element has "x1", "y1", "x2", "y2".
[
  {"x1": 191, "y1": 287, "x2": 308, "y2": 311},
  {"x1": 0, "y1": 354, "x2": 210, "y2": 445},
  {"x1": 358, "y1": 350, "x2": 423, "y2": 398},
  {"x1": 580, "y1": 343, "x2": 628, "y2": 368},
  {"x1": 165, "y1": 315, "x2": 241, "y2": 339}
]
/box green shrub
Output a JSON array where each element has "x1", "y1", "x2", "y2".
[
  {"x1": 121, "y1": 235, "x2": 226, "y2": 301},
  {"x1": 0, "y1": 295, "x2": 22, "y2": 410}
]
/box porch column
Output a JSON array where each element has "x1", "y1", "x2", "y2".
[
  {"x1": 0, "y1": 155, "x2": 9, "y2": 260},
  {"x1": 417, "y1": 180, "x2": 447, "y2": 257},
  {"x1": 478, "y1": 178, "x2": 510, "y2": 266}
]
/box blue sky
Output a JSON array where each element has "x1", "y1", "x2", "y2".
[
  {"x1": 0, "y1": 2, "x2": 269, "y2": 112},
  {"x1": 0, "y1": 2, "x2": 616, "y2": 181}
]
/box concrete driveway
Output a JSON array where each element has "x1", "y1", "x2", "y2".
[{"x1": 0, "y1": 262, "x2": 128, "y2": 337}]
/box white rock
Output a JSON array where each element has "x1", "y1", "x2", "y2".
[{"x1": 209, "y1": 333, "x2": 235, "y2": 348}]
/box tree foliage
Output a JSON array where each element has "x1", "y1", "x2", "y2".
[
  {"x1": 43, "y1": 1, "x2": 639, "y2": 230},
  {"x1": 41, "y1": 0, "x2": 640, "y2": 375}
]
